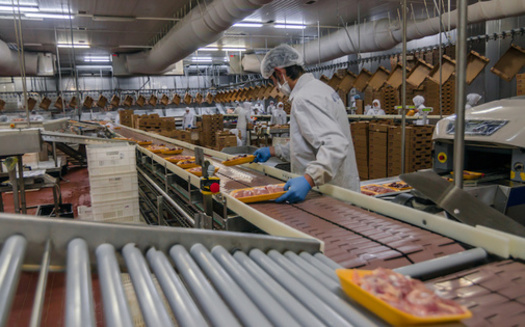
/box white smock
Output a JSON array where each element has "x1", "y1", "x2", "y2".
[
  {"x1": 267, "y1": 104, "x2": 276, "y2": 115},
  {"x1": 234, "y1": 104, "x2": 253, "y2": 146},
  {"x1": 182, "y1": 109, "x2": 195, "y2": 128},
  {"x1": 270, "y1": 107, "x2": 287, "y2": 126},
  {"x1": 274, "y1": 73, "x2": 360, "y2": 192},
  {"x1": 365, "y1": 100, "x2": 385, "y2": 115}
]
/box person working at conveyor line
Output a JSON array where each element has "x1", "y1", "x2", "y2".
[
  {"x1": 365, "y1": 99, "x2": 385, "y2": 116},
  {"x1": 253, "y1": 44, "x2": 360, "y2": 204},
  {"x1": 183, "y1": 107, "x2": 195, "y2": 129}
]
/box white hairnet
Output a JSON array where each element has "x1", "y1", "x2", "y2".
[
  {"x1": 270, "y1": 100, "x2": 274, "y2": 104},
  {"x1": 243, "y1": 101, "x2": 252, "y2": 110},
  {"x1": 467, "y1": 93, "x2": 482, "y2": 106},
  {"x1": 277, "y1": 102, "x2": 284, "y2": 109},
  {"x1": 413, "y1": 95, "x2": 425, "y2": 107},
  {"x1": 260, "y1": 44, "x2": 304, "y2": 79},
  {"x1": 372, "y1": 99, "x2": 381, "y2": 107}
]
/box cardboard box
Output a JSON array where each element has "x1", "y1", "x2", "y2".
[{"x1": 39, "y1": 97, "x2": 52, "y2": 110}]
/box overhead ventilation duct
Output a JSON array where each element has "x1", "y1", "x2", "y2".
[
  {"x1": 123, "y1": 0, "x2": 273, "y2": 75},
  {"x1": 0, "y1": 39, "x2": 38, "y2": 76},
  {"x1": 296, "y1": 0, "x2": 525, "y2": 65}
]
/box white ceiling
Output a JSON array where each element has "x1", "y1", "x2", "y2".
[{"x1": 0, "y1": 0, "x2": 461, "y2": 68}]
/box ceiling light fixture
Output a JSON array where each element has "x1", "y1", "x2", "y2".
[
  {"x1": 199, "y1": 47, "x2": 219, "y2": 51},
  {"x1": 26, "y1": 12, "x2": 73, "y2": 19},
  {"x1": 92, "y1": 15, "x2": 135, "y2": 22},
  {"x1": 84, "y1": 56, "x2": 110, "y2": 62},
  {"x1": 0, "y1": 5, "x2": 39, "y2": 12},
  {"x1": 57, "y1": 43, "x2": 90, "y2": 48},
  {"x1": 274, "y1": 24, "x2": 306, "y2": 29},
  {"x1": 234, "y1": 22, "x2": 263, "y2": 27},
  {"x1": 222, "y1": 48, "x2": 246, "y2": 52}
]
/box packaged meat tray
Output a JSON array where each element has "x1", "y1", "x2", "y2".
[
  {"x1": 165, "y1": 156, "x2": 195, "y2": 164},
  {"x1": 230, "y1": 184, "x2": 286, "y2": 203},
  {"x1": 222, "y1": 154, "x2": 255, "y2": 166},
  {"x1": 361, "y1": 184, "x2": 397, "y2": 195},
  {"x1": 146, "y1": 145, "x2": 167, "y2": 154},
  {"x1": 176, "y1": 160, "x2": 199, "y2": 169},
  {"x1": 336, "y1": 268, "x2": 471, "y2": 326},
  {"x1": 382, "y1": 181, "x2": 412, "y2": 191},
  {"x1": 160, "y1": 147, "x2": 184, "y2": 155},
  {"x1": 186, "y1": 166, "x2": 219, "y2": 177},
  {"x1": 137, "y1": 141, "x2": 152, "y2": 146}
]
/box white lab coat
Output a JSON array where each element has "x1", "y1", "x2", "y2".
[
  {"x1": 234, "y1": 105, "x2": 252, "y2": 146},
  {"x1": 267, "y1": 104, "x2": 276, "y2": 115},
  {"x1": 183, "y1": 110, "x2": 195, "y2": 128},
  {"x1": 274, "y1": 73, "x2": 360, "y2": 192},
  {"x1": 365, "y1": 108, "x2": 386, "y2": 116},
  {"x1": 270, "y1": 108, "x2": 287, "y2": 126}
]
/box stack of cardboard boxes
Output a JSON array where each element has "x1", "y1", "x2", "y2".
[
  {"x1": 350, "y1": 122, "x2": 369, "y2": 180},
  {"x1": 201, "y1": 115, "x2": 224, "y2": 147},
  {"x1": 118, "y1": 109, "x2": 134, "y2": 127},
  {"x1": 387, "y1": 125, "x2": 434, "y2": 176},
  {"x1": 215, "y1": 131, "x2": 237, "y2": 150},
  {"x1": 517, "y1": 73, "x2": 525, "y2": 96},
  {"x1": 368, "y1": 122, "x2": 391, "y2": 179}
]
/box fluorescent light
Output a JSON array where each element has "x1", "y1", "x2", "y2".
[
  {"x1": 24, "y1": 43, "x2": 42, "y2": 46},
  {"x1": 25, "y1": 13, "x2": 73, "y2": 19},
  {"x1": 274, "y1": 24, "x2": 306, "y2": 29},
  {"x1": 199, "y1": 47, "x2": 219, "y2": 51},
  {"x1": 0, "y1": 1, "x2": 37, "y2": 5},
  {"x1": 234, "y1": 22, "x2": 263, "y2": 28},
  {"x1": 0, "y1": 5, "x2": 39, "y2": 12},
  {"x1": 84, "y1": 56, "x2": 110, "y2": 62},
  {"x1": 223, "y1": 48, "x2": 246, "y2": 52},
  {"x1": 57, "y1": 43, "x2": 90, "y2": 48}
]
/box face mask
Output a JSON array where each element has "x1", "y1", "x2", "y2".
[{"x1": 277, "y1": 73, "x2": 292, "y2": 96}]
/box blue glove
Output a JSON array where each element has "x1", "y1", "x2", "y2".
[
  {"x1": 253, "y1": 147, "x2": 271, "y2": 163},
  {"x1": 275, "y1": 176, "x2": 312, "y2": 204}
]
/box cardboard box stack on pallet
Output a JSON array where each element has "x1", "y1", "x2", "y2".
[
  {"x1": 215, "y1": 131, "x2": 237, "y2": 151},
  {"x1": 422, "y1": 78, "x2": 456, "y2": 115},
  {"x1": 118, "y1": 109, "x2": 134, "y2": 127},
  {"x1": 517, "y1": 73, "x2": 525, "y2": 96},
  {"x1": 387, "y1": 125, "x2": 434, "y2": 176},
  {"x1": 201, "y1": 115, "x2": 224, "y2": 147},
  {"x1": 368, "y1": 122, "x2": 391, "y2": 180},
  {"x1": 350, "y1": 122, "x2": 370, "y2": 180}
]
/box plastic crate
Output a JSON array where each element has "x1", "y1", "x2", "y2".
[
  {"x1": 87, "y1": 144, "x2": 136, "y2": 175},
  {"x1": 89, "y1": 171, "x2": 138, "y2": 203},
  {"x1": 91, "y1": 196, "x2": 140, "y2": 222}
]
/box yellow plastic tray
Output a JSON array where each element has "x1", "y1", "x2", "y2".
[
  {"x1": 222, "y1": 155, "x2": 255, "y2": 166},
  {"x1": 186, "y1": 166, "x2": 219, "y2": 177},
  {"x1": 230, "y1": 184, "x2": 286, "y2": 203},
  {"x1": 160, "y1": 148, "x2": 184, "y2": 155},
  {"x1": 137, "y1": 141, "x2": 152, "y2": 146},
  {"x1": 146, "y1": 145, "x2": 167, "y2": 154},
  {"x1": 360, "y1": 184, "x2": 397, "y2": 194},
  {"x1": 381, "y1": 182, "x2": 412, "y2": 191},
  {"x1": 336, "y1": 269, "x2": 472, "y2": 326},
  {"x1": 165, "y1": 156, "x2": 195, "y2": 164},
  {"x1": 177, "y1": 161, "x2": 199, "y2": 169},
  {"x1": 113, "y1": 137, "x2": 135, "y2": 142}
]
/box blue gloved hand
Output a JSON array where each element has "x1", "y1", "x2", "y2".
[
  {"x1": 253, "y1": 147, "x2": 271, "y2": 163},
  {"x1": 275, "y1": 176, "x2": 312, "y2": 204}
]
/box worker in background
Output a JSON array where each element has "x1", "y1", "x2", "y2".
[
  {"x1": 409, "y1": 95, "x2": 426, "y2": 117},
  {"x1": 267, "y1": 100, "x2": 276, "y2": 115},
  {"x1": 182, "y1": 107, "x2": 195, "y2": 129},
  {"x1": 350, "y1": 94, "x2": 360, "y2": 108},
  {"x1": 466, "y1": 93, "x2": 482, "y2": 110},
  {"x1": 257, "y1": 101, "x2": 266, "y2": 115},
  {"x1": 270, "y1": 102, "x2": 287, "y2": 126},
  {"x1": 365, "y1": 99, "x2": 385, "y2": 116},
  {"x1": 253, "y1": 44, "x2": 360, "y2": 203},
  {"x1": 235, "y1": 101, "x2": 253, "y2": 146}
]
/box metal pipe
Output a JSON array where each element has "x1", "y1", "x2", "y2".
[
  {"x1": 190, "y1": 244, "x2": 272, "y2": 327},
  {"x1": 233, "y1": 251, "x2": 324, "y2": 327},
  {"x1": 249, "y1": 249, "x2": 351, "y2": 327},
  {"x1": 394, "y1": 248, "x2": 487, "y2": 278},
  {"x1": 7, "y1": 161, "x2": 19, "y2": 214},
  {"x1": 146, "y1": 248, "x2": 208, "y2": 327},
  {"x1": 65, "y1": 238, "x2": 95, "y2": 327},
  {"x1": 211, "y1": 246, "x2": 299, "y2": 327},
  {"x1": 299, "y1": 252, "x2": 339, "y2": 283},
  {"x1": 454, "y1": 0, "x2": 468, "y2": 189},
  {"x1": 267, "y1": 250, "x2": 385, "y2": 327},
  {"x1": 0, "y1": 235, "x2": 27, "y2": 327},
  {"x1": 401, "y1": 0, "x2": 408, "y2": 174},
  {"x1": 95, "y1": 244, "x2": 133, "y2": 327},
  {"x1": 17, "y1": 156, "x2": 26, "y2": 214},
  {"x1": 169, "y1": 245, "x2": 240, "y2": 327},
  {"x1": 137, "y1": 167, "x2": 195, "y2": 226},
  {"x1": 29, "y1": 239, "x2": 51, "y2": 327},
  {"x1": 121, "y1": 244, "x2": 174, "y2": 327}
]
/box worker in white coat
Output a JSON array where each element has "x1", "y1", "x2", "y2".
[
  {"x1": 411, "y1": 95, "x2": 426, "y2": 117},
  {"x1": 270, "y1": 102, "x2": 287, "y2": 126},
  {"x1": 466, "y1": 93, "x2": 482, "y2": 110},
  {"x1": 234, "y1": 101, "x2": 253, "y2": 146},
  {"x1": 365, "y1": 99, "x2": 385, "y2": 116},
  {"x1": 253, "y1": 44, "x2": 360, "y2": 203},
  {"x1": 182, "y1": 107, "x2": 195, "y2": 129},
  {"x1": 267, "y1": 100, "x2": 276, "y2": 115}
]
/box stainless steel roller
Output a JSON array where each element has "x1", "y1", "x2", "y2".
[{"x1": 0, "y1": 235, "x2": 27, "y2": 327}]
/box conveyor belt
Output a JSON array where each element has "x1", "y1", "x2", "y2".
[{"x1": 118, "y1": 129, "x2": 467, "y2": 269}]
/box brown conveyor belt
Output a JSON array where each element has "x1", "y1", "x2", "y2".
[{"x1": 118, "y1": 129, "x2": 466, "y2": 269}]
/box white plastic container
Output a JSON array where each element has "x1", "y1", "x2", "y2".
[
  {"x1": 91, "y1": 196, "x2": 140, "y2": 222},
  {"x1": 87, "y1": 144, "x2": 136, "y2": 175},
  {"x1": 89, "y1": 171, "x2": 139, "y2": 203}
]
